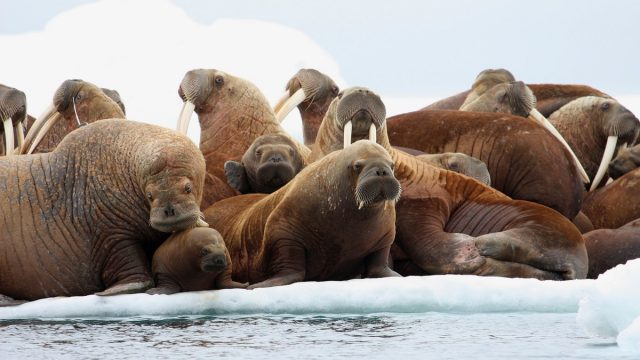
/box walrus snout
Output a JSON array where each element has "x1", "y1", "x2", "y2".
[
  {"x1": 355, "y1": 161, "x2": 401, "y2": 209},
  {"x1": 257, "y1": 162, "x2": 296, "y2": 188},
  {"x1": 201, "y1": 253, "x2": 228, "y2": 272},
  {"x1": 337, "y1": 88, "x2": 386, "y2": 131}
]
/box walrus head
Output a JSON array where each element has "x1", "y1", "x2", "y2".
[
  {"x1": 460, "y1": 81, "x2": 536, "y2": 118},
  {"x1": 334, "y1": 87, "x2": 386, "y2": 148},
  {"x1": 224, "y1": 134, "x2": 305, "y2": 194},
  {"x1": 417, "y1": 153, "x2": 491, "y2": 186},
  {"x1": 21, "y1": 79, "x2": 125, "y2": 154},
  {"x1": 608, "y1": 144, "x2": 640, "y2": 180},
  {"x1": 341, "y1": 140, "x2": 401, "y2": 210},
  {"x1": 184, "y1": 227, "x2": 229, "y2": 273},
  {"x1": 0, "y1": 84, "x2": 28, "y2": 155},
  {"x1": 144, "y1": 144, "x2": 208, "y2": 233}
]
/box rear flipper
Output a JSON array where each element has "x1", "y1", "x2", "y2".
[
  {"x1": 97, "y1": 280, "x2": 154, "y2": 296},
  {"x1": 0, "y1": 294, "x2": 28, "y2": 307}
]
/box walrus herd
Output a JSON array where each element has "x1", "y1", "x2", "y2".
[{"x1": 1, "y1": 67, "x2": 639, "y2": 305}]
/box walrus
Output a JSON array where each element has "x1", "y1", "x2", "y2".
[
  {"x1": 176, "y1": 69, "x2": 310, "y2": 208},
  {"x1": 20, "y1": 79, "x2": 125, "y2": 154},
  {"x1": 584, "y1": 218, "x2": 640, "y2": 278},
  {"x1": 274, "y1": 70, "x2": 586, "y2": 219},
  {"x1": 101, "y1": 88, "x2": 126, "y2": 115},
  {"x1": 203, "y1": 140, "x2": 401, "y2": 288},
  {"x1": 548, "y1": 96, "x2": 640, "y2": 190},
  {"x1": 311, "y1": 86, "x2": 587, "y2": 279},
  {"x1": 274, "y1": 68, "x2": 340, "y2": 145},
  {"x1": 459, "y1": 68, "x2": 516, "y2": 110},
  {"x1": 416, "y1": 153, "x2": 491, "y2": 186},
  {"x1": 0, "y1": 84, "x2": 29, "y2": 155},
  {"x1": 147, "y1": 227, "x2": 247, "y2": 294},
  {"x1": 608, "y1": 143, "x2": 640, "y2": 180},
  {"x1": 224, "y1": 134, "x2": 305, "y2": 194},
  {"x1": 0, "y1": 119, "x2": 207, "y2": 304},
  {"x1": 582, "y1": 166, "x2": 640, "y2": 229}
]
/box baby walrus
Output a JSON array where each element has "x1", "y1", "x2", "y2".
[{"x1": 147, "y1": 227, "x2": 247, "y2": 294}]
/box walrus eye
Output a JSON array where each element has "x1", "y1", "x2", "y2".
[
  {"x1": 147, "y1": 192, "x2": 153, "y2": 201},
  {"x1": 337, "y1": 91, "x2": 344, "y2": 99},
  {"x1": 256, "y1": 149, "x2": 262, "y2": 157},
  {"x1": 601, "y1": 102, "x2": 610, "y2": 111},
  {"x1": 331, "y1": 85, "x2": 339, "y2": 96},
  {"x1": 289, "y1": 148, "x2": 295, "y2": 156},
  {"x1": 185, "y1": 184, "x2": 192, "y2": 194},
  {"x1": 352, "y1": 161, "x2": 363, "y2": 172},
  {"x1": 75, "y1": 92, "x2": 82, "y2": 102},
  {"x1": 200, "y1": 248, "x2": 209, "y2": 257},
  {"x1": 214, "y1": 75, "x2": 224, "y2": 87}
]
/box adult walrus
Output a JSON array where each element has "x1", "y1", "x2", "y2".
[
  {"x1": 224, "y1": 134, "x2": 305, "y2": 194},
  {"x1": 311, "y1": 86, "x2": 587, "y2": 279},
  {"x1": 584, "y1": 218, "x2": 640, "y2": 278},
  {"x1": 0, "y1": 119, "x2": 206, "y2": 304},
  {"x1": 147, "y1": 227, "x2": 247, "y2": 294},
  {"x1": 176, "y1": 69, "x2": 310, "y2": 208},
  {"x1": 416, "y1": 152, "x2": 491, "y2": 186},
  {"x1": 20, "y1": 79, "x2": 125, "y2": 154},
  {"x1": 0, "y1": 84, "x2": 29, "y2": 155},
  {"x1": 203, "y1": 140, "x2": 401, "y2": 288}
]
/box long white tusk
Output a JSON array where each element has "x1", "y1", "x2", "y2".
[
  {"x1": 368, "y1": 123, "x2": 377, "y2": 143},
  {"x1": 20, "y1": 104, "x2": 56, "y2": 154},
  {"x1": 16, "y1": 120, "x2": 25, "y2": 148},
  {"x1": 3, "y1": 118, "x2": 14, "y2": 155},
  {"x1": 590, "y1": 135, "x2": 618, "y2": 191},
  {"x1": 605, "y1": 177, "x2": 614, "y2": 186},
  {"x1": 27, "y1": 112, "x2": 61, "y2": 154},
  {"x1": 177, "y1": 101, "x2": 195, "y2": 135},
  {"x1": 275, "y1": 88, "x2": 306, "y2": 123},
  {"x1": 529, "y1": 109, "x2": 590, "y2": 184},
  {"x1": 343, "y1": 120, "x2": 353, "y2": 149},
  {"x1": 272, "y1": 90, "x2": 291, "y2": 114}
]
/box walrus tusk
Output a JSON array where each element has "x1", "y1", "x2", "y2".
[
  {"x1": 528, "y1": 109, "x2": 590, "y2": 184},
  {"x1": 3, "y1": 117, "x2": 14, "y2": 155},
  {"x1": 16, "y1": 120, "x2": 25, "y2": 148},
  {"x1": 27, "y1": 112, "x2": 62, "y2": 154},
  {"x1": 20, "y1": 104, "x2": 56, "y2": 154},
  {"x1": 274, "y1": 88, "x2": 306, "y2": 123},
  {"x1": 196, "y1": 218, "x2": 209, "y2": 228},
  {"x1": 343, "y1": 120, "x2": 353, "y2": 148},
  {"x1": 368, "y1": 123, "x2": 377, "y2": 143},
  {"x1": 272, "y1": 90, "x2": 291, "y2": 115},
  {"x1": 177, "y1": 101, "x2": 195, "y2": 135},
  {"x1": 590, "y1": 135, "x2": 618, "y2": 191},
  {"x1": 605, "y1": 177, "x2": 614, "y2": 186}
]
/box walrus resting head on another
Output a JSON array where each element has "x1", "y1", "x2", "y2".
[
  {"x1": 203, "y1": 140, "x2": 401, "y2": 288},
  {"x1": 147, "y1": 227, "x2": 247, "y2": 294},
  {"x1": 459, "y1": 68, "x2": 515, "y2": 108},
  {"x1": 274, "y1": 68, "x2": 340, "y2": 145},
  {"x1": 460, "y1": 80, "x2": 536, "y2": 118},
  {"x1": 0, "y1": 119, "x2": 207, "y2": 302},
  {"x1": 608, "y1": 143, "x2": 640, "y2": 180},
  {"x1": 21, "y1": 79, "x2": 125, "y2": 154},
  {"x1": 416, "y1": 153, "x2": 491, "y2": 186},
  {"x1": 224, "y1": 134, "x2": 305, "y2": 194}
]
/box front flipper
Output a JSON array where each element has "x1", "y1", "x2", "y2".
[
  {"x1": 96, "y1": 280, "x2": 153, "y2": 296},
  {"x1": 98, "y1": 238, "x2": 154, "y2": 296},
  {"x1": 146, "y1": 273, "x2": 181, "y2": 295},
  {"x1": 363, "y1": 238, "x2": 401, "y2": 278},
  {"x1": 247, "y1": 238, "x2": 306, "y2": 289},
  {"x1": 215, "y1": 269, "x2": 249, "y2": 289},
  {"x1": 0, "y1": 294, "x2": 28, "y2": 307},
  {"x1": 224, "y1": 161, "x2": 251, "y2": 194}
]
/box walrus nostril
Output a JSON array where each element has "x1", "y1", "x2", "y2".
[
  {"x1": 375, "y1": 168, "x2": 389, "y2": 176},
  {"x1": 269, "y1": 154, "x2": 283, "y2": 163},
  {"x1": 214, "y1": 256, "x2": 226, "y2": 266},
  {"x1": 164, "y1": 204, "x2": 176, "y2": 217}
]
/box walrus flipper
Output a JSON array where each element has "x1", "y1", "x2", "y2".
[
  {"x1": 0, "y1": 294, "x2": 28, "y2": 307},
  {"x1": 224, "y1": 160, "x2": 251, "y2": 193},
  {"x1": 96, "y1": 280, "x2": 154, "y2": 296},
  {"x1": 247, "y1": 239, "x2": 306, "y2": 289}
]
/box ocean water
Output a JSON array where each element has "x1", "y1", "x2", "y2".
[{"x1": 0, "y1": 313, "x2": 634, "y2": 360}]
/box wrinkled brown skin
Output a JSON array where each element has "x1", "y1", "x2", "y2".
[
  {"x1": 548, "y1": 96, "x2": 640, "y2": 185},
  {"x1": 0, "y1": 84, "x2": 30, "y2": 156},
  {"x1": 460, "y1": 81, "x2": 536, "y2": 118},
  {"x1": 582, "y1": 167, "x2": 640, "y2": 229},
  {"x1": 387, "y1": 110, "x2": 584, "y2": 219},
  {"x1": 313, "y1": 88, "x2": 587, "y2": 280},
  {"x1": 224, "y1": 134, "x2": 305, "y2": 194},
  {"x1": 423, "y1": 84, "x2": 610, "y2": 117},
  {"x1": 0, "y1": 120, "x2": 206, "y2": 303},
  {"x1": 147, "y1": 227, "x2": 247, "y2": 294},
  {"x1": 416, "y1": 153, "x2": 491, "y2": 186},
  {"x1": 609, "y1": 143, "x2": 640, "y2": 180},
  {"x1": 32, "y1": 80, "x2": 125, "y2": 153},
  {"x1": 203, "y1": 141, "x2": 400, "y2": 288},
  {"x1": 283, "y1": 69, "x2": 340, "y2": 146},
  {"x1": 584, "y1": 218, "x2": 640, "y2": 278},
  {"x1": 178, "y1": 69, "x2": 309, "y2": 208}
]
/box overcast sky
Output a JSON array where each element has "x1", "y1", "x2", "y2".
[{"x1": 2, "y1": 0, "x2": 639, "y2": 97}]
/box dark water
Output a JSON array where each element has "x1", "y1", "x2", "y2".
[{"x1": 0, "y1": 313, "x2": 633, "y2": 359}]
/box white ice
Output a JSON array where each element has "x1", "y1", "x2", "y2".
[{"x1": 577, "y1": 259, "x2": 640, "y2": 352}]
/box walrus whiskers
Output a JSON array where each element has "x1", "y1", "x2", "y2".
[{"x1": 72, "y1": 96, "x2": 87, "y2": 127}]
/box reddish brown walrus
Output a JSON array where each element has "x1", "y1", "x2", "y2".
[
  {"x1": 274, "y1": 69, "x2": 585, "y2": 220},
  {"x1": 20, "y1": 79, "x2": 125, "y2": 155},
  {"x1": 584, "y1": 218, "x2": 640, "y2": 278},
  {"x1": 311, "y1": 87, "x2": 587, "y2": 279},
  {"x1": 0, "y1": 119, "x2": 206, "y2": 305},
  {"x1": 176, "y1": 69, "x2": 310, "y2": 209},
  {"x1": 582, "y1": 167, "x2": 640, "y2": 229},
  {"x1": 147, "y1": 227, "x2": 247, "y2": 294},
  {"x1": 203, "y1": 140, "x2": 401, "y2": 288}
]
